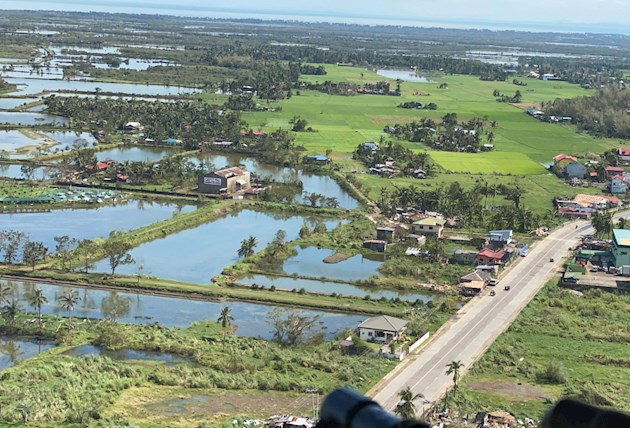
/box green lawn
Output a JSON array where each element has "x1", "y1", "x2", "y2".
[
  {"x1": 200, "y1": 65, "x2": 616, "y2": 214},
  {"x1": 454, "y1": 284, "x2": 630, "y2": 419}
]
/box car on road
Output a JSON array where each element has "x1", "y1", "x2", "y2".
[
  {"x1": 489, "y1": 278, "x2": 500, "y2": 286},
  {"x1": 550, "y1": 258, "x2": 554, "y2": 262}
]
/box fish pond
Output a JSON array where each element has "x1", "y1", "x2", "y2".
[
  {"x1": 0, "y1": 336, "x2": 56, "y2": 371},
  {"x1": 96, "y1": 146, "x2": 179, "y2": 162},
  {"x1": 376, "y1": 69, "x2": 433, "y2": 83},
  {"x1": 0, "y1": 199, "x2": 195, "y2": 250},
  {"x1": 0, "y1": 163, "x2": 57, "y2": 180},
  {"x1": 0, "y1": 280, "x2": 366, "y2": 339},
  {"x1": 93, "y1": 209, "x2": 344, "y2": 284},
  {"x1": 0, "y1": 111, "x2": 68, "y2": 126},
  {"x1": 190, "y1": 152, "x2": 358, "y2": 209},
  {"x1": 281, "y1": 247, "x2": 382, "y2": 282},
  {"x1": 0, "y1": 130, "x2": 43, "y2": 152}
]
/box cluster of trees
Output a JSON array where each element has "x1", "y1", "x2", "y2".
[
  {"x1": 543, "y1": 86, "x2": 630, "y2": 138},
  {"x1": 493, "y1": 89, "x2": 522, "y2": 103},
  {"x1": 386, "y1": 114, "x2": 495, "y2": 152},
  {"x1": 520, "y1": 58, "x2": 625, "y2": 88},
  {"x1": 353, "y1": 140, "x2": 435, "y2": 177},
  {"x1": 202, "y1": 42, "x2": 509, "y2": 80},
  {"x1": 398, "y1": 101, "x2": 437, "y2": 110},
  {"x1": 379, "y1": 180, "x2": 543, "y2": 232},
  {"x1": 0, "y1": 231, "x2": 47, "y2": 271},
  {"x1": 44, "y1": 97, "x2": 246, "y2": 147},
  {"x1": 298, "y1": 80, "x2": 398, "y2": 96},
  {"x1": 302, "y1": 191, "x2": 340, "y2": 208},
  {"x1": 512, "y1": 78, "x2": 527, "y2": 86}
]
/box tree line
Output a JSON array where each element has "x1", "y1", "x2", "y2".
[
  {"x1": 44, "y1": 97, "x2": 246, "y2": 146},
  {"x1": 543, "y1": 86, "x2": 630, "y2": 139}
]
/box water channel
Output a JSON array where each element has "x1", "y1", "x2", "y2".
[
  {"x1": 0, "y1": 280, "x2": 366, "y2": 339},
  {"x1": 0, "y1": 111, "x2": 68, "y2": 126},
  {"x1": 239, "y1": 274, "x2": 430, "y2": 302},
  {"x1": 93, "y1": 209, "x2": 344, "y2": 284}
]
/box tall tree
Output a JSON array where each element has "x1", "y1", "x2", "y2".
[
  {"x1": 446, "y1": 360, "x2": 464, "y2": 390},
  {"x1": 22, "y1": 241, "x2": 47, "y2": 271},
  {"x1": 0, "y1": 284, "x2": 12, "y2": 306},
  {"x1": 394, "y1": 386, "x2": 424, "y2": 420},
  {"x1": 267, "y1": 308, "x2": 321, "y2": 345},
  {"x1": 28, "y1": 288, "x2": 47, "y2": 330},
  {"x1": 102, "y1": 236, "x2": 135, "y2": 275},
  {"x1": 54, "y1": 235, "x2": 77, "y2": 272}
]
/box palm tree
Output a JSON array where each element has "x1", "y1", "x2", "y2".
[
  {"x1": 58, "y1": 290, "x2": 80, "y2": 316},
  {"x1": 446, "y1": 360, "x2": 464, "y2": 389},
  {"x1": 394, "y1": 386, "x2": 424, "y2": 419},
  {"x1": 29, "y1": 288, "x2": 47, "y2": 330},
  {"x1": 237, "y1": 235, "x2": 258, "y2": 258},
  {"x1": 217, "y1": 306, "x2": 234, "y2": 329}
]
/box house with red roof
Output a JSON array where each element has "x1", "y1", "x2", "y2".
[
  {"x1": 475, "y1": 249, "x2": 505, "y2": 265},
  {"x1": 553, "y1": 154, "x2": 577, "y2": 163},
  {"x1": 606, "y1": 166, "x2": 624, "y2": 178}
]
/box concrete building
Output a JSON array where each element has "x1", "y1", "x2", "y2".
[
  {"x1": 411, "y1": 217, "x2": 446, "y2": 238},
  {"x1": 611, "y1": 177, "x2": 628, "y2": 194},
  {"x1": 358, "y1": 315, "x2": 408, "y2": 344},
  {"x1": 612, "y1": 229, "x2": 630, "y2": 267},
  {"x1": 197, "y1": 167, "x2": 251, "y2": 194}
]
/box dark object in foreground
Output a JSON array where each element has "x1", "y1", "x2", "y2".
[
  {"x1": 541, "y1": 399, "x2": 630, "y2": 428},
  {"x1": 316, "y1": 388, "x2": 429, "y2": 428},
  {"x1": 317, "y1": 389, "x2": 630, "y2": 428}
]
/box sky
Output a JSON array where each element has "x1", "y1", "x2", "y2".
[{"x1": 3, "y1": 0, "x2": 630, "y2": 33}]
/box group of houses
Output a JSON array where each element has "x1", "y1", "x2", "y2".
[
  {"x1": 527, "y1": 108, "x2": 571, "y2": 124},
  {"x1": 457, "y1": 229, "x2": 519, "y2": 296},
  {"x1": 556, "y1": 194, "x2": 622, "y2": 219}
]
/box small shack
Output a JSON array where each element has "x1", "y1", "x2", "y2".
[
  {"x1": 363, "y1": 239, "x2": 387, "y2": 252},
  {"x1": 197, "y1": 167, "x2": 251, "y2": 194}
]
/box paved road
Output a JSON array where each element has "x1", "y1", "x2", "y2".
[{"x1": 369, "y1": 221, "x2": 593, "y2": 411}]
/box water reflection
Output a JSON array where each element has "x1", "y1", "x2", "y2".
[
  {"x1": 189, "y1": 152, "x2": 358, "y2": 209},
  {"x1": 0, "y1": 200, "x2": 196, "y2": 251},
  {"x1": 0, "y1": 336, "x2": 56, "y2": 370},
  {"x1": 94, "y1": 209, "x2": 344, "y2": 284},
  {"x1": 0, "y1": 280, "x2": 365, "y2": 339},
  {"x1": 240, "y1": 274, "x2": 429, "y2": 302},
  {"x1": 283, "y1": 247, "x2": 382, "y2": 281}
]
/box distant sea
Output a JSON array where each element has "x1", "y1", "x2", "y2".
[{"x1": 3, "y1": 0, "x2": 630, "y2": 35}]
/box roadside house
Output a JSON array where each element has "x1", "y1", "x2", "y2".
[
  {"x1": 606, "y1": 166, "x2": 624, "y2": 178},
  {"x1": 358, "y1": 315, "x2": 408, "y2": 343},
  {"x1": 197, "y1": 167, "x2": 251, "y2": 194},
  {"x1": 488, "y1": 229, "x2": 513, "y2": 245},
  {"x1": 450, "y1": 249, "x2": 478, "y2": 265},
  {"x1": 475, "y1": 249, "x2": 505, "y2": 265},
  {"x1": 411, "y1": 217, "x2": 446, "y2": 238},
  {"x1": 459, "y1": 269, "x2": 490, "y2": 295}
]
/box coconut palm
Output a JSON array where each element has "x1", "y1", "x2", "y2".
[
  {"x1": 58, "y1": 290, "x2": 80, "y2": 315},
  {"x1": 446, "y1": 360, "x2": 464, "y2": 389},
  {"x1": 217, "y1": 306, "x2": 234, "y2": 329},
  {"x1": 394, "y1": 386, "x2": 424, "y2": 419},
  {"x1": 29, "y1": 288, "x2": 47, "y2": 330},
  {"x1": 237, "y1": 235, "x2": 258, "y2": 258}
]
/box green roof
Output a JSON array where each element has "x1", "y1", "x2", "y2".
[
  {"x1": 613, "y1": 229, "x2": 630, "y2": 246},
  {"x1": 578, "y1": 250, "x2": 612, "y2": 257},
  {"x1": 563, "y1": 272, "x2": 583, "y2": 280},
  {"x1": 413, "y1": 217, "x2": 446, "y2": 226}
]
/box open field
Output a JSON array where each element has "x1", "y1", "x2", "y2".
[{"x1": 454, "y1": 283, "x2": 630, "y2": 419}]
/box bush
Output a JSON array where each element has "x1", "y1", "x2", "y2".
[{"x1": 536, "y1": 360, "x2": 567, "y2": 384}]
